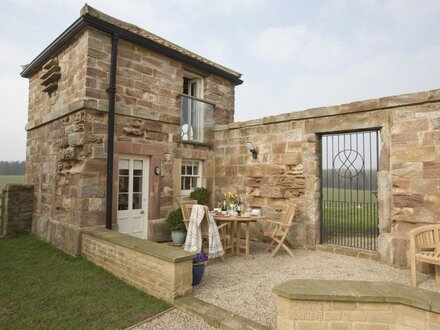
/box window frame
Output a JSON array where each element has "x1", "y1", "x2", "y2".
[
  {"x1": 180, "y1": 159, "x2": 203, "y2": 196},
  {"x1": 182, "y1": 72, "x2": 205, "y2": 143}
]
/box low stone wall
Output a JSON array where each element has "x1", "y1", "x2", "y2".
[
  {"x1": 81, "y1": 227, "x2": 193, "y2": 303},
  {"x1": 1, "y1": 184, "x2": 33, "y2": 237},
  {"x1": 273, "y1": 279, "x2": 440, "y2": 330}
]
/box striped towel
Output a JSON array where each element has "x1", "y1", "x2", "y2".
[{"x1": 183, "y1": 204, "x2": 224, "y2": 259}]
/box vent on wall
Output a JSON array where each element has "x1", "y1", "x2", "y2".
[{"x1": 40, "y1": 59, "x2": 61, "y2": 96}]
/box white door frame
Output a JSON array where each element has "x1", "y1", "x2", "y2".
[{"x1": 117, "y1": 155, "x2": 149, "y2": 239}]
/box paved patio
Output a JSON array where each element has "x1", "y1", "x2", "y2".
[
  {"x1": 135, "y1": 241, "x2": 440, "y2": 329},
  {"x1": 192, "y1": 241, "x2": 440, "y2": 329}
]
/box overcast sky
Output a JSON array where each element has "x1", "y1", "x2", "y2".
[{"x1": 1, "y1": 0, "x2": 440, "y2": 161}]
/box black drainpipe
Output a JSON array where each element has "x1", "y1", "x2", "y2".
[{"x1": 105, "y1": 33, "x2": 119, "y2": 230}]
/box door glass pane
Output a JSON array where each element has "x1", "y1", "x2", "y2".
[
  {"x1": 133, "y1": 177, "x2": 142, "y2": 193},
  {"x1": 119, "y1": 159, "x2": 129, "y2": 176},
  {"x1": 133, "y1": 193, "x2": 142, "y2": 210},
  {"x1": 119, "y1": 159, "x2": 129, "y2": 169},
  {"x1": 133, "y1": 160, "x2": 143, "y2": 176},
  {"x1": 118, "y1": 193, "x2": 128, "y2": 210},
  {"x1": 119, "y1": 176, "x2": 129, "y2": 193}
]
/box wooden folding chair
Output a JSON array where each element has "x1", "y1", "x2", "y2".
[
  {"x1": 184, "y1": 204, "x2": 232, "y2": 261},
  {"x1": 263, "y1": 203, "x2": 296, "y2": 257},
  {"x1": 179, "y1": 199, "x2": 197, "y2": 230}
]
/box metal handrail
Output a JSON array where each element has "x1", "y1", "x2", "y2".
[{"x1": 179, "y1": 93, "x2": 216, "y2": 106}]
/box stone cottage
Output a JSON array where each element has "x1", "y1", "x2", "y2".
[
  {"x1": 22, "y1": 5, "x2": 440, "y2": 268},
  {"x1": 21, "y1": 5, "x2": 241, "y2": 255}
]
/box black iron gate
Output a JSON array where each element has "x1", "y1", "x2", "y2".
[{"x1": 321, "y1": 131, "x2": 379, "y2": 250}]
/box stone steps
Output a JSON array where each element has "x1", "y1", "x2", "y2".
[{"x1": 174, "y1": 296, "x2": 270, "y2": 330}]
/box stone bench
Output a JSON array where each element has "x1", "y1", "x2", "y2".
[
  {"x1": 409, "y1": 224, "x2": 440, "y2": 287},
  {"x1": 273, "y1": 279, "x2": 440, "y2": 329}
]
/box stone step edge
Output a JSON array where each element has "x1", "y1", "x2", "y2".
[
  {"x1": 174, "y1": 296, "x2": 270, "y2": 330},
  {"x1": 316, "y1": 244, "x2": 379, "y2": 260},
  {"x1": 125, "y1": 307, "x2": 175, "y2": 330}
]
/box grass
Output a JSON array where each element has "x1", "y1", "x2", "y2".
[
  {"x1": 321, "y1": 188, "x2": 378, "y2": 248},
  {"x1": 322, "y1": 187, "x2": 378, "y2": 233},
  {"x1": 322, "y1": 187, "x2": 377, "y2": 202},
  {"x1": 0, "y1": 234, "x2": 170, "y2": 329},
  {"x1": 0, "y1": 175, "x2": 25, "y2": 190},
  {"x1": 322, "y1": 205, "x2": 378, "y2": 234}
]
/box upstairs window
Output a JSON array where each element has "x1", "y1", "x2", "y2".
[
  {"x1": 183, "y1": 77, "x2": 202, "y2": 99},
  {"x1": 181, "y1": 73, "x2": 213, "y2": 144}
]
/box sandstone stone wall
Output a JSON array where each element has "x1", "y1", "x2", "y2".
[
  {"x1": 25, "y1": 26, "x2": 236, "y2": 254},
  {"x1": 81, "y1": 227, "x2": 193, "y2": 303},
  {"x1": 26, "y1": 30, "x2": 89, "y2": 130},
  {"x1": 276, "y1": 298, "x2": 440, "y2": 330},
  {"x1": 83, "y1": 27, "x2": 234, "y2": 217},
  {"x1": 274, "y1": 279, "x2": 440, "y2": 330},
  {"x1": 0, "y1": 184, "x2": 34, "y2": 237},
  {"x1": 26, "y1": 109, "x2": 107, "y2": 255},
  {"x1": 213, "y1": 90, "x2": 440, "y2": 265}
]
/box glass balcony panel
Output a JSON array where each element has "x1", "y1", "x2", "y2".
[{"x1": 181, "y1": 95, "x2": 213, "y2": 144}]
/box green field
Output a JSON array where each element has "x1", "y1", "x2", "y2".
[
  {"x1": 322, "y1": 187, "x2": 377, "y2": 202},
  {"x1": 322, "y1": 203, "x2": 378, "y2": 233},
  {"x1": 0, "y1": 175, "x2": 25, "y2": 190},
  {"x1": 321, "y1": 188, "x2": 378, "y2": 249}
]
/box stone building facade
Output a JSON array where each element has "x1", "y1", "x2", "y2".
[
  {"x1": 22, "y1": 5, "x2": 440, "y2": 268},
  {"x1": 214, "y1": 90, "x2": 440, "y2": 267},
  {"x1": 22, "y1": 5, "x2": 241, "y2": 255}
]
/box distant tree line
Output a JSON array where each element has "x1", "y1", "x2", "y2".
[
  {"x1": 322, "y1": 169, "x2": 377, "y2": 190},
  {"x1": 0, "y1": 161, "x2": 25, "y2": 175}
]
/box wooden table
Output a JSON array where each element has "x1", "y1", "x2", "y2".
[{"x1": 214, "y1": 215, "x2": 266, "y2": 259}]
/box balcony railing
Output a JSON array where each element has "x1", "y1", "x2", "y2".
[{"x1": 180, "y1": 95, "x2": 214, "y2": 144}]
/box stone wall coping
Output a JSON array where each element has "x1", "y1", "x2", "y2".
[
  {"x1": 273, "y1": 279, "x2": 440, "y2": 313},
  {"x1": 81, "y1": 227, "x2": 193, "y2": 263},
  {"x1": 214, "y1": 88, "x2": 440, "y2": 131}
]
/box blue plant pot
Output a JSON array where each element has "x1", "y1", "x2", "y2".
[{"x1": 192, "y1": 263, "x2": 206, "y2": 286}]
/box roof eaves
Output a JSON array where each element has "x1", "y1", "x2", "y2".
[
  {"x1": 20, "y1": 17, "x2": 87, "y2": 78},
  {"x1": 21, "y1": 9, "x2": 243, "y2": 85},
  {"x1": 83, "y1": 14, "x2": 243, "y2": 85}
]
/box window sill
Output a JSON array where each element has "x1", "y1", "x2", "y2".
[{"x1": 181, "y1": 140, "x2": 211, "y2": 147}]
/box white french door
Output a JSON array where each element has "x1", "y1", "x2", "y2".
[{"x1": 117, "y1": 156, "x2": 149, "y2": 238}]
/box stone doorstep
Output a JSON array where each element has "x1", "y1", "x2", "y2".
[
  {"x1": 175, "y1": 296, "x2": 270, "y2": 330},
  {"x1": 315, "y1": 244, "x2": 380, "y2": 261}
]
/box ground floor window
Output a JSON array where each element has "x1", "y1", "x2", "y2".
[{"x1": 181, "y1": 160, "x2": 202, "y2": 195}]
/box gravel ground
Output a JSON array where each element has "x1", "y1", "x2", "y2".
[
  {"x1": 192, "y1": 241, "x2": 440, "y2": 329},
  {"x1": 134, "y1": 309, "x2": 215, "y2": 330}
]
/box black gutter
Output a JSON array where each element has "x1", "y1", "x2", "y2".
[
  {"x1": 105, "y1": 33, "x2": 119, "y2": 230},
  {"x1": 21, "y1": 15, "x2": 243, "y2": 85}
]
